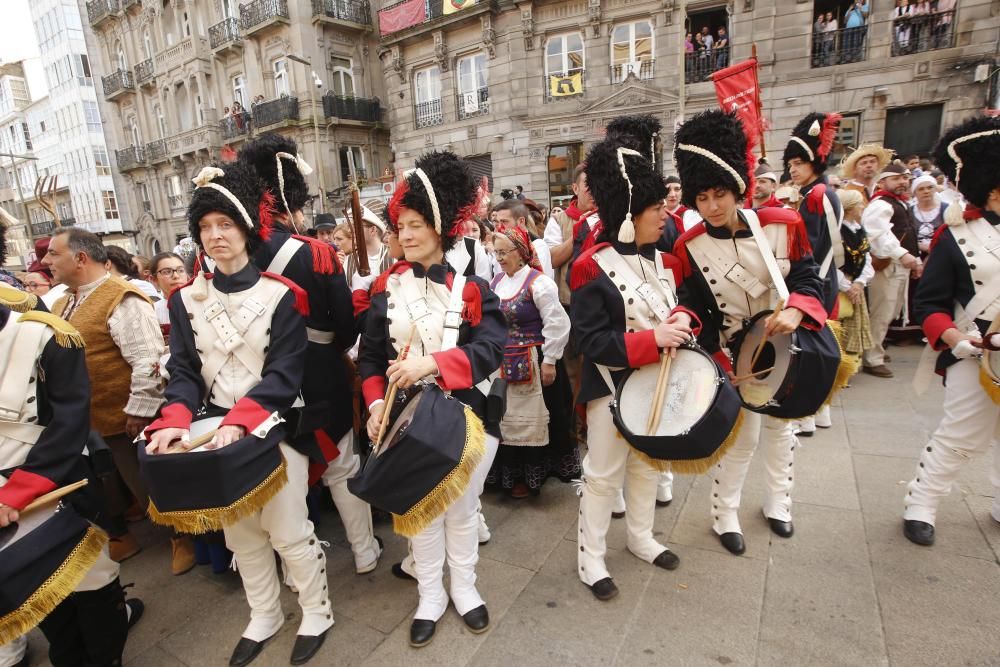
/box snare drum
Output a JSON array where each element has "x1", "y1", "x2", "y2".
[
  {"x1": 0, "y1": 501, "x2": 107, "y2": 645},
  {"x1": 979, "y1": 316, "x2": 1000, "y2": 405},
  {"x1": 349, "y1": 384, "x2": 487, "y2": 538},
  {"x1": 611, "y1": 344, "x2": 742, "y2": 474},
  {"x1": 731, "y1": 311, "x2": 841, "y2": 419},
  {"x1": 137, "y1": 415, "x2": 288, "y2": 534}
]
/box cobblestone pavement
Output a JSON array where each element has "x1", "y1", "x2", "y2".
[{"x1": 23, "y1": 345, "x2": 1000, "y2": 666}]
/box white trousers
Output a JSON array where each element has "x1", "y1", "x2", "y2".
[
  {"x1": 712, "y1": 410, "x2": 796, "y2": 535},
  {"x1": 411, "y1": 434, "x2": 499, "y2": 621},
  {"x1": 320, "y1": 430, "x2": 379, "y2": 571},
  {"x1": 614, "y1": 470, "x2": 673, "y2": 512},
  {"x1": 0, "y1": 636, "x2": 25, "y2": 665},
  {"x1": 225, "y1": 444, "x2": 333, "y2": 640},
  {"x1": 904, "y1": 359, "x2": 1000, "y2": 525},
  {"x1": 578, "y1": 396, "x2": 665, "y2": 586},
  {"x1": 864, "y1": 262, "x2": 909, "y2": 367}
]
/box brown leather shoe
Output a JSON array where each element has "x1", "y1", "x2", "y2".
[
  {"x1": 862, "y1": 364, "x2": 894, "y2": 378},
  {"x1": 109, "y1": 532, "x2": 141, "y2": 562},
  {"x1": 171, "y1": 536, "x2": 197, "y2": 575}
]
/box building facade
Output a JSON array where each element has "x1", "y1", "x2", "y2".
[
  {"x1": 82, "y1": 0, "x2": 391, "y2": 256},
  {"x1": 377, "y1": 0, "x2": 998, "y2": 209}
]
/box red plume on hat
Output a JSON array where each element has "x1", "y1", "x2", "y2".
[{"x1": 817, "y1": 113, "x2": 842, "y2": 162}]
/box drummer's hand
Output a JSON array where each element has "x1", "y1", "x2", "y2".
[
  {"x1": 125, "y1": 415, "x2": 154, "y2": 439},
  {"x1": 367, "y1": 402, "x2": 385, "y2": 442},
  {"x1": 388, "y1": 355, "x2": 439, "y2": 389},
  {"x1": 653, "y1": 319, "x2": 692, "y2": 349},
  {"x1": 941, "y1": 328, "x2": 982, "y2": 358},
  {"x1": 541, "y1": 362, "x2": 557, "y2": 386},
  {"x1": 208, "y1": 425, "x2": 246, "y2": 450},
  {"x1": 765, "y1": 307, "x2": 804, "y2": 336},
  {"x1": 145, "y1": 428, "x2": 190, "y2": 455},
  {"x1": 0, "y1": 504, "x2": 19, "y2": 527}
]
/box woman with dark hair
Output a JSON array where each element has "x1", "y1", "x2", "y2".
[
  {"x1": 105, "y1": 245, "x2": 159, "y2": 300},
  {"x1": 149, "y1": 252, "x2": 188, "y2": 327}
]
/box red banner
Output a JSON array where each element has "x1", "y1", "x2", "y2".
[
  {"x1": 710, "y1": 58, "x2": 765, "y2": 146},
  {"x1": 378, "y1": 0, "x2": 426, "y2": 36}
]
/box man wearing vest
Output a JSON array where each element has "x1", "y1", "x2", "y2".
[
  {"x1": 42, "y1": 228, "x2": 190, "y2": 573},
  {"x1": 862, "y1": 162, "x2": 922, "y2": 378}
]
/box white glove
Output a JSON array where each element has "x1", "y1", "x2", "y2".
[
  {"x1": 952, "y1": 339, "x2": 982, "y2": 360},
  {"x1": 351, "y1": 271, "x2": 376, "y2": 292}
]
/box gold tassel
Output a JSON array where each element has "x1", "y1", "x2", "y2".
[
  {"x1": 628, "y1": 410, "x2": 745, "y2": 475},
  {"x1": 16, "y1": 311, "x2": 85, "y2": 349},
  {"x1": 392, "y1": 406, "x2": 486, "y2": 538},
  {"x1": 147, "y1": 460, "x2": 288, "y2": 534},
  {"x1": 0, "y1": 284, "x2": 37, "y2": 313},
  {"x1": 822, "y1": 320, "x2": 859, "y2": 407},
  {"x1": 0, "y1": 526, "x2": 108, "y2": 645},
  {"x1": 979, "y1": 369, "x2": 1000, "y2": 406}
]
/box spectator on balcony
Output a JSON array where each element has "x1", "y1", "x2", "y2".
[
  {"x1": 693, "y1": 33, "x2": 708, "y2": 81},
  {"x1": 812, "y1": 13, "x2": 826, "y2": 66},
  {"x1": 223, "y1": 106, "x2": 231, "y2": 118},
  {"x1": 912, "y1": 0, "x2": 932, "y2": 48},
  {"x1": 232, "y1": 101, "x2": 245, "y2": 130},
  {"x1": 822, "y1": 12, "x2": 838, "y2": 66},
  {"x1": 684, "y1": 32, "x2": 694, "y2": 53},
  {"x1": 893, "y1": 0, "x2": 914, "y2": 55},
  {"x1": 843, "y1": 1, "x2": 869, "y2": 63},
  {"x1": 700, "y1": 26, "x2": 714, "y2": 51},
  {"x1": 933, "y1": 0, "x2": 955, "y2": 48},
  {"x1": 714, "y1": 27, "x2": 730, "y2": 70}
]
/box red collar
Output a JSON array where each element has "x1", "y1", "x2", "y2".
[
  {"x1": 964, "y1": 203, "x2": 985, "y2": 221},
  {"x1": 873, "y1": 190, "x2": 909, "y2": 204}
]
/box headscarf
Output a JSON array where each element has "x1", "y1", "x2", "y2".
[{"x1": 496, "y1": 224, "x2": 541, "y2": 271}]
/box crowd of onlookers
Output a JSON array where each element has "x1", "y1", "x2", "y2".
[
  {"x1": 220, "y1": 95, "x2": 273, "y2": 135},
  {"x1": 890, "y1": 0, "x2": 957, "y2": 55},
  {"x1": 684, "y1": 25, "x2": 731, "y2": 82}
]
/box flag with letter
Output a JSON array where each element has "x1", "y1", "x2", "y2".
[{"x1": 549, "y1": 72, "x2": 584, "y2": 97}]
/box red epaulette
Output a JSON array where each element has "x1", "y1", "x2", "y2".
[
  {"x1": 672, "y1": 224, "x2": 708, "y2": 278},
  {"x1": 930, "y1": 223, "x2": 950, "y2": 252},
  {"x1": 291, "y1": 235, "x2": 342, "y2": 275},
  {"x1": 261, "y1": 271, "x2": 310, "y2": 316},
  {"x1": 370, "y1": 261, "x2": 411, "y2": 296},
  {"x1": 806, "y1": 183, "x2": 827, "y2": 215},
  {"x1": 758, "y1": 207, "x2": 812, "y2": 261},
  {"x1": 660, "y1": 252, "x2": 684, "y2": 287},
  {"x1": 569, "y1": 242, "x2": 612, "y2": 291},
  {"x1": 461, "y1": 281, "x2": 482, "y2": 326}
]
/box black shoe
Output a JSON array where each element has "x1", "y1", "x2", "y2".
[
  {"x1": 652, "y1": 549, "x2": 680, "y2": 570},
  {"x1": 461, "y1": 605, "x2": 490, "y2": 633},
  {"x1": 611, "y1": 511, "x2": 625, "y2": 519},
  {"x1": 588, "y1": 577, "x2": 619, "y2": 601},
  {"x1": 656, "y1": 499, "x2": 672, "y2": 508},
  {"x1": 767, "y1": 518, "x2": 794, "y2": 538},
  {"x1": 290, "y1": 629, "x2": 328, "y2": 665},
  {"x1": 719, "y1": 532, "x2": 746, "y2": 555},
  {"x1": 229, "y1": 636, "x2": 272, "y2": 667},
  {"x1": 391, "y1": 561, "x2": 416, "y2": 582},
  {"x1": 125, "y1": 598, "x2": 144, "y2": 632},
  {"x1": 409, "y1": 619, "x2": 436, "y2": 648},
  {"x1": 903, "y1": 519, "x2": 935, "y2": 546}
]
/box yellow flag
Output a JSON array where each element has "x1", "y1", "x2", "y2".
[
  {"x1": 443, "y1": 0, "x2": 475, "y2": 15},
  {"x1": 549, "y1": 72, "x2": 584, "y2": 97}
]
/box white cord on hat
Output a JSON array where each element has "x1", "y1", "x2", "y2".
[
  {"x1": 403, "y1": 167, "x2": 442, "y2": 235},
  {"x1": 191, "y1": 166, "x2": 255, "y2": 230},
  {"x1": 274, "y1": 151, "x2": 314, "y2": 215},
  {"x1": 946, "y1": 129, "x2": 1000, "y2": 189},
  {"x1": 789, "y1": 137, "x2": 815, "y2": 163},
  {"x1": 615, "y1": 147, "x2": 641, "y2": 243},
  {"x1": 675, "y1": 143, "x2": 747, "y2": 194}
]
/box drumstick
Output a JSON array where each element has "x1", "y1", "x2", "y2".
[
  {"x1": 749, "y1": 299, "x2": 786, "y2": 371},
  {"x1": 22, "y1": 479, "x2": 89, "y2": 513},
  {"x1": 375, "y1": 325, "x2": 418, "y2": 447},
  {"x1": 731, "y1": 366, "x2": 776, "y2": 386},
  {"x1": 646, "y1": 352, "x2": 673, "y2": 436},
  {"x1": 164, "y1": 429, "x2": 219, "y2": 454}
]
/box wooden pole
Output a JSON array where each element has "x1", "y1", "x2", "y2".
[
  {"x1": 375, "y1": 325, "x2": 418, "y2": 448},
  {"x1": 752, "y1": 43, "x2": 767, "y2": 159}
]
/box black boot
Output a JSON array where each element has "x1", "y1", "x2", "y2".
[
  {"x1": 461, "y1": 605, "x2": 490, "y2": 633},
  {"x1": 229, "y1": 636, "x2": 272, "y2": 667},
  {"x1": 903, "y1": 519, "x2": 935, "y2": 546},
  {"x1": 588, "y1": 577, "x2": 619, "y2": 601},
  {"x1": 409, "y1": 619, "x2": 436, "y2": 647},
  {"x1": 767, "y1": 518, "x2": 794, "y2": 538},
  {"x1": 290, "y1": 629, "x2": 328, "y2": 665},
  {"x1": 719, "y1": 532, "x2": 746, "y2": 555}
]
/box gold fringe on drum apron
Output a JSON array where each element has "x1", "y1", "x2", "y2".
[
  {"x1": 979, "y1": 371, "x2": 1000, "y2": 406},
  {"x1": 0, "y1": 525, "x2": 108, "y2": 645},
  {"x1": 146, "y1": 460, "x2": 289, "y2": 534},
  {"x1": 822, "y1": 320, "x2": 860, "y2": 407},
  {"x1": 392, "y1": 405, "x2": 487, "y2": 538},
  {"x1": 624, "y1": 410, "x2": 746, "y2": 476}
]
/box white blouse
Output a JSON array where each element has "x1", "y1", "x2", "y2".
[{"x1": 492, "y1": 264, "x2": 570, "y2": 365}]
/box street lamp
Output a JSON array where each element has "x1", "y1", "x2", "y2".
[{"x1": 288, "y1": 54, "x2": 327, "y2": 213}]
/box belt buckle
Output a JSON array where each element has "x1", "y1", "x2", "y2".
[
  {"x1": 444, "y1": 310, "x2": 463, "y2": 330},
  {"x1": 406, "y1": 299, "x2": 430, "y2": 322}
]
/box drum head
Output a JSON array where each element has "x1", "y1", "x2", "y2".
[
  {"x1": 186, "y1": 416, "x2": 224, "y2": 453},
  {"x1": 987, "y1": 349, "x2": 1000, "y2": 384},
  {"x1": 617, "y1": 349, "x2": 719, "y2": 437},
  {"x1": 379, "y1": 391, "x2": 425, "y2": 456},
  {"x1": 734, "y1": 317, "x2": 792, "y2": 409}
]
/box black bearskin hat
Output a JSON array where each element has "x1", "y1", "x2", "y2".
[
  {"x1": 238, "y1": 132, "x2": 311, "y2": 215},
  {"x1": 782, "y1": 112, "x2": 841, "y2": 174},
  {"x1": 387, "y1": 151, "x2": 478, "y2": 253},
  {"x1": 605, "y1": 115, "x2": 662, "y2": 168},
  {"x1": 932, "y1": 114, "x2": 1000, "y2": 209},
  {"x1": 187, "y1": 161, "x2": 274, "y2": 254},
  {"x1": 674, "y1": 110, "x2": 751, "y2": 209},
  {"x1": 585, "y1": 138, "x2": 667, "y2": 244}
]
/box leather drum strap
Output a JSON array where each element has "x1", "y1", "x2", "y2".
[
  {"x1": 0, "y1": 320, "x2": 47, "y2": 425},
  {"x1": 743, "y1": 209, "x2": 791, "y2": 303},
  {"x1": 820, "y1": 194, "x2": 845, "y2": 278},
  {"x1": 266, "y1": 237, "x2": 304, "y2": 277},
  {"x1": 201, "y1": 299, "x2": 266, "y2": 389}
]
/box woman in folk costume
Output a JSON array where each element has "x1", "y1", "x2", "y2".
[
  {"x1": 902, "y1": 115, "x2": 1000, "y2": 547},
  {"x1": 672, "y1": 110, "x2": 827, "y2": 556},
  {"x1": 834, "y1": 189, "x2": 875, "y2": 364},
  {"x1": 358, "y1": 151, "x2": 506, "y2": 647},
  {"x1": 143, "y1": 161, "x2": 332, "y2": 667},
  {"x1": 486, "y1": 224, "x2": 577, "y2": 498},
  {"x1": 238, "y1": 133, "x2": 381, "y2": 578},
  {"x1": 570, "y1": 138, "x2": 695, "y2": 602}
]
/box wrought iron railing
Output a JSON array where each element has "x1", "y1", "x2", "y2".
[
  {"x1": 87, "y1": 0, "x2": 119, "y2": 25},
  {"x1": 543, "y1": 70, "x2": 585, "y2": 101},
  {"x1": 221, "y1": 112, "x2": 251, "y2": 140},
  {"x1": 323, "y1": 94, "x2": 383, "y2": 122},
  {"x1": 146, "y1": 139, "x2": 167, "y2": 162},
  {"x1": 456, "y1": 87, "x2": 489, "y2": 120},
  {"x1": 811, "y1": 25, "x2": 869, "y2": 67},
  {"x1": 240, "y1": 0, "x2": 289, "y2": 31},
  {"x1": 209, "y1": 17, "x2": 241, "y2": 50},
  {"x1": 102, "y1": 69, "x2": 135, "y2": 97},
  {"x1": 684, "y1": 46, "x2": 730, "y2": 84},
  {"x1": 134, "y1": 58, "x2": 155, "y2": 85},
  {"x1": 311, "y1": 0, "x2": 371, "y2": 25},
  {"x1": 611, "y1": 60, "x2": 654, "y2": 84},
  {"x1": 251, "y1": 97, "x2": 299, "y2": 127},
  {"x1": 115, "y1": 145, "x2": 146, "y2": 170},
  {"x1": 891, "y1": 10, "x2": 956, "y2": 56},
  {"x1": 31, "y1": 220, "x2": 55, "y2": 237},
  {"x1": 414, "y1": 99, "x2": 444, "y2": 128}
]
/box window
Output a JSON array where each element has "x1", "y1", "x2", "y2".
[
  {"x1": 273, "y1": 59, "x2": 289, "y2": 97},
  {"x1": 21, "y1": 123, "x2": 31, "y2": 150},
  {"x1": 102, "y1": 190, "x2": 120, "y2": 220},
  {"x1": 167, "y1": 175, "x2": 185, "y2": 210},
  {"x1": 196, "y1": 94, "x2": 205, "y2": 125},
  {"x1": 94, "y1": 147, "x2": 111, "y2": 175},
  {"x1": 457, "y1": 53, "x2": 489, "y2": 119},
  {"x1": 232, "y1": 75, "x2": 246, "y2": 108},
  {"x1": 884, "y1": 104, "x2": 943, "y2": 158},
  {"x1": 548, "y1": 143, "x2": 582, "y2": 209},
  {"x1": 83, "y1": 101, "x2": 101, "y2": 132},
  {"x1": 339, "y1": 146, "x2": 365, "y2": 182},
  {"x1": 223, "y1": 0, "x2": 238, "y2": 19},
  {"x1": 143, "y1": 29, "x2": 154, "y2": 60},
  {"x1": 827, "y1": 112, "x2": 860, "y2": 166},
  {"x1": 330, "y1": 57, "x2": 355, "y2": 97},
  {"x1": 611, "y1": 21, "x2": 654, "y2": 82},
  {"x1": 138, "y1": 182, "x2": 152, "y2": 213},
  {"x1": 114, "y1": 41, "x2": 127, "y2": 71},
  {"x1": 685, "y1": 8, "x2": 730, "y2": 83},
  {"x1": 546, "y1": 33, "x2": 585, "y2": 76},
  {"x1": 183, "y1": 11, "x2": 191, "y2": 37},
  {"x1": 154, "y1": 104, "x2": 167, "y2": 138},
  {"x1": 73, "y1": 54, "x2": 93, "y2": 85},
  {"x1": 413, "y1": 66, "x2": 443, "y2": 128}
]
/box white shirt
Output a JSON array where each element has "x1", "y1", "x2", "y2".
[
  {"x1": 491, "y1": 239, "x2": 554, "y2": 282},
  {"x1": 492, "y1": 264, "x2": 570, "y2": 365},
  {"x1": 445, "y1": 236, "x2": 494, "y2": 283},
  {"x1": 40, "y1": 283, "x2": 68, "y2": 309},
  {"x1": 543, "y1": 215, "x2": 563, "y2": 248},
  {"x1": 862, "y1": 198, "x2": 910, "y2": 261},
  {"x1": 837, "y1": 219, "x2": 875, "y2": 290}
]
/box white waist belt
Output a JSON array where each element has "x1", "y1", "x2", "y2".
[{"x1": 307, "y1": 328, "x2": 336, "y2": 345}]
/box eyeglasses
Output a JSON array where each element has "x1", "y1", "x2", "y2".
[
  {"x1": 156, "y1": 267, "x2": 188, "y2": 277},
  {"x1": 494, "y1": 249, "x2": 515, "y2": 259},
  {"x1": 25, "y1": 282, "x2": 50, "y2": 289}
]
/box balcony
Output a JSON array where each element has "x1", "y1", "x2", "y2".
[
  {"x1": 252, "y1": 97, "x2": 299, "y2": 128},
  {"x1": 414, "y1": 99, "x2": 443, "y2": 128},
  {"x1": 892, "y1": 10, "x2": 956, "y2": 56},
  {"x1": 115, "y1": 145, "x2": 146, "y2": 171},
  {"x1": 544, "y1": 70, "x2": 585, "y2": 101},
  {"x1": 611, "y1": 60, "x2": 655, "y2": 84},
  {"x1": 134, "y1": 58, "x2": 155, "y2": 86},
  {"x1": 240, "y1": 0, "x2": 290, "y2": 36},
  {"x1": 165, "y1": 126, "x2": 222, "y2": 158},
  {"x1": 323, "y1": 94, "x2": 383, "y2": 123},
  {"x1": 685, "y1": 47, "x2": 730, "y2": 84},
  {"x1": 210, "y1": 18, "x2": 242, "y2": 54},
  {"x1": 154, "y1": 36, "x2": 210, "y2": 74},
  {"x1": 312, "y1": 0, "x2": 372, "y2": 28},
  {"x1": 456, "y1": 87, "x2": 489, "y2": 120},
  {"x1": 102, "y1": 69, "x2": 135, "y2": 100},
  {"x1": 221, "y1": 112, "x2": 251, "y2": 141},
  {"x1": 811, "y1": 26, "x2": 869, "y2": 68},
  {"x1": 87, "y1": 0, "x2": 119, "y2": 26},
  {"x1": 378, "y1": 0, "x2": 496, "y2": 42},
  {"x1": 30, "y1": 220, "x2": 56, "y2": 237},
  {"x1": 146, "y1": 139, "x2": 168, "y2": 163}
]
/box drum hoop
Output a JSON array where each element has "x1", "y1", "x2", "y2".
[{"x1": 731, "y1": 310, "x2": 800, "y2": 405}]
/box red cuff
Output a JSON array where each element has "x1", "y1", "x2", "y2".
[
  {"x1": 352, "y1": 289, "x2": 371, "y2": 318},
  {"x1": 0, "y1": 469, "x2": 58, "y2": 510},
  {"x1": 144, "y1": 403, "x2": 193, "y2": 439},
  {"x1": 671, "y1": 306, "x2": 703, "y2": 337},
  {"x1": 923, "y1": 312, "x2": 957, "y2": 350},
  {"x1": 362, "y1": 375, "x2": 388, "y2": 407},
  {"x1": 712, "y1": 350, "x2": 734, "y2": 374},
  {"x1": 431, "y1": 348, "x2": 474, "y2": 390},
  {"x1": 624, "y1": 329, "x2": 660, "y2": 368},
  {"x1": 786, "y1": 293, "x2": 827, "y2": 330},
  {"x1": 222, "y1": 397, "x2": 271, "y2": 434}
]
